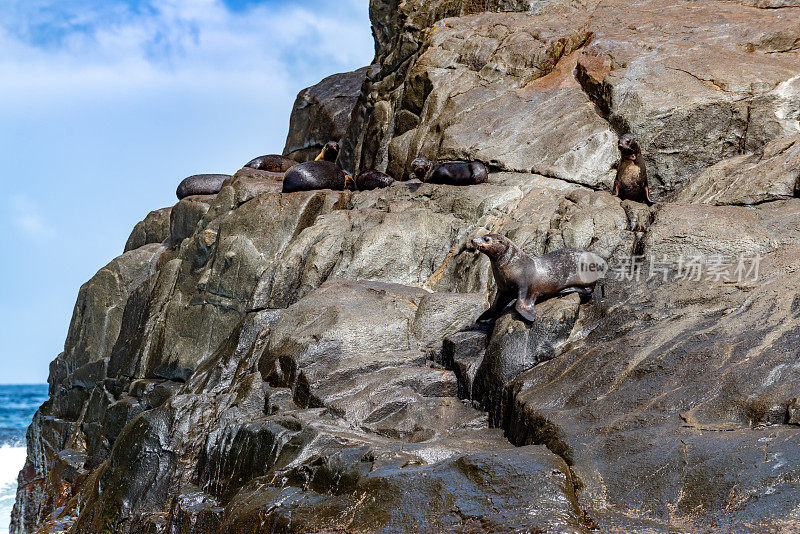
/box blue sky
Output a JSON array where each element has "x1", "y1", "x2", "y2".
[{"x1": 0, "y1": 0, "x2": 374, "y2": 384}]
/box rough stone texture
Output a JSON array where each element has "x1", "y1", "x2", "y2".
[
  {"x1": 673, "y1": 134, "x2": 800, "y2": 205},
  {"x1": 342, "y1": 0, "x2": 800, "y2": 198},
  {"x1": 48, "y1": 244, "x2": 165, "y2": 395},
  {"x1": 502, "y1": 244, "x2": 800, "y2": 532},
  {"x1": 474, "y1": 293, "x2": 582, "y2": 425},
  {"x1": 15, "y1": 166, "x2": 611, "y2": 532},
  {"x1": 443, "y1": 331, "x2": 487, "y2": 399},
  {"x1": 13, "y1": 0, "x2": 800, "y2": 532},
  {"x1": 124, "y1": 207, "x2": 171, "y2": 252},
  {"x1": 283, "y1": 66, "x2": 374, "y2": 163}
]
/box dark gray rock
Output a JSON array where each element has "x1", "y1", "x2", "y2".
[
  {"x1": 474, "y1": 293, "x2": 582, "y2": 425},
  {"x1": 125, "y1": 207, "x2": 171, "y2": 252},
  {"x1": 443, "y1": 331, "x2": 487, "y2": 399},
  {"x1": 283, "y1": 66, "x2": 374, "y2": 163}
]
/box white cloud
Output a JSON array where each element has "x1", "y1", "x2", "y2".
[
  {"x1": 0, "y1": 0, "x2": 375, "y2": 101},
  {"x1": 10, "y1": 195, "x2": 55, "y2": 240}
]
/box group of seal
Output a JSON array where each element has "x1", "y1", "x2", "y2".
[
  {"x1": 178, "y1": 130, "x2": 649, "y2": 200},
  {"x1": 465, "y1": 132, "x2": 652, "y2": 327},
  {"x1": 174, "y1": 132, "x2": 651, "y2": 327},
  {"x1": 177, "y1": 141, "x2": 400, "y2": 198},
  {"x1": 176, "y1": 143, "x2": 499, "y2": 199}
]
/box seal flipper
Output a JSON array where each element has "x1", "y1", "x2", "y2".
[
  {"x1": 475, "y1": 290, "x2": 514, "y2": 325},
  {"x1": 515, "y1": 286, "x2": 537, "y2": 322},
  {"x1": 558, "y1": 286, "x2": 593, "y2": 296},
  {"x1": 515, "y1": 298, "x2": 537, "y2": 321},
  {"x1": 644, "y1": 185, "x2": 654, "y2": 206},
  {"x1": 464, "y1": 289, "x2": 514, "y2": 332}
]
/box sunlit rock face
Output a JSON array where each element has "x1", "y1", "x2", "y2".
[{"x1": 12, "y1": 0, "x2": 800, "y2": 532}]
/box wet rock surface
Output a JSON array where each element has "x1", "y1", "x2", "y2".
[{"x1": 12, "y1": 0, "x2": 800, "y2": 532}]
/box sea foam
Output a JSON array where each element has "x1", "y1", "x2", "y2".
[{"x1": 0, "y1": 444, "x2": 27, "y2": 534}]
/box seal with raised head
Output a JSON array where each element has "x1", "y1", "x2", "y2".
[
  {"x1": 471, "y1": 234, "x2": 605, "y2": 324},
  {"x1": 176, "y1": 174, "x2": 231, "y2": 200},
  {"x1": 282, "y1": 160, "x2": 354, "y2": 193},
  {"x1": 355, "y1": 169, "x2": 395, "y2": 191},
  {"x1": 411, "y1": 158, "x2": 488, "y2": 186},
  {"x1": 244, "y1": 154, "x2": 298, "y2": 173},
  {"x1": 613, "y1": 133, "x2": 653, "y2": 205},
  {"x1": 315, "y1": 141, "x2": 340, "y2": 163}
]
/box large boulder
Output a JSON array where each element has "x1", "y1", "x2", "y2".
[
  {"x1": 283, "y1": 66, "x2": 375, "y2": 162},
  {"x1": 50, "y1": 244, "x2": 164, "y2": 394},
  {"x1": 124, "y1": 207, "x2": 171, "y2": 252},
  {"x1": 502, "y1": 205, "x2": 800, "y2": 531}
]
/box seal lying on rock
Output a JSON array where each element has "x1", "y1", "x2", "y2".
[
  {"x1": 315, "y1": 141, "x2": 340, "y2": 163},
  {"x1": 411, "y1": 158, "x2": 488, "y2": 185},
  {"x1": 471, "y1": 234, "x2": 605, "y2": 323},
  {"x1": 282, "y1": 160, "x2": 354, "y2": 193},
  {"x1": 176, "y1": 174, "x2": 231, "y2": 200},
  {"x1": 614, "y1": 133, "x2": 653, "y2": 205},
  {"x1": 243, "y1": 154, "x2": 298, "y2": 173},
  {"x1": 355, "y1": 169, "x2": 395, "y2": 190}
]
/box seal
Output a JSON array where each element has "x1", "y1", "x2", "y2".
[
  {"x1": 282, "y1": 160, "x2": 354, "y2": 193},
  {"x1": 243, "y1": 154, "x2": 298, "y2": 173},
  {"x1": 176, "y1": 174, "x2": 231, "y2": 200},
  {"x1": 355, "y1": 169, "x2": 395, "y2": 190},
  {"x1": 613, "y1": 134, "x2": 653, "y2": 205},
  {"x1": 470, "y1": 234, "x2": 604, "y2": 323},
  {"x1": 410, "y1": 158, "x2": 488, "y2": 186},
  {"x1": 315, "y1": 141, "x2": 340, "y2": 163}
]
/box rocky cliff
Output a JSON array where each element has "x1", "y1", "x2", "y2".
[{"x1": 11, "y1": 0, "x2": 800, "y2": 532}]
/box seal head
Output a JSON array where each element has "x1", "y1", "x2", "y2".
[
  {"x1": 471, "y1": 233, "x2": 512, "y2": 262},
  {"x1": 411, "y1": 158, "x2": 433, "y2": 181},
  {"x1": 315, "y1": 141, "x2": 340, "y2": 163},
  {"x1": 618, "y1": 133, "x2": 640, "y2": 161}
]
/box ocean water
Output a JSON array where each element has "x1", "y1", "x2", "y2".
[{"x1": 0, "y1": 385, "x2": 48, "y2": 534}]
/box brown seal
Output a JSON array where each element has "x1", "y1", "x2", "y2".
[
  {"x1": 471, "y1": 234, "x2": 605, "y2": 323},
  {"x1": 411, "y1": 158, "x2": 488, "y2": 185},
  {"x1": 315, "y1": 141, "x2": 340, "y2": 163},
  {"x1": 282, "y1": 160, "x2": 354, "y2": 193},
  {"x1": 613, "y1": 134, "x2": 653, "y2": 205},
  {"x1": 244, "y1": 154, "x2": 298, "y2": 173},
  {"x1": 355, "y1": 169, "x2": 395, "y2": 190},
  {"x1": 176, "y1": 174, "x2": 231, "y2": 199}
]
